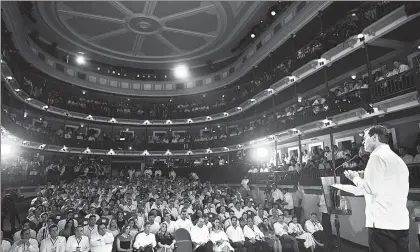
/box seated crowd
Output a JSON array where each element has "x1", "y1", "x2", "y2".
[{"x1": 1, "y1": 162, "x2": 330, "y2": 252}]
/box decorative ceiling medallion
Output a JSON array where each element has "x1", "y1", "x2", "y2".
[{"x1": 54, "y1": 1, "x2": 225, "y2": 59}]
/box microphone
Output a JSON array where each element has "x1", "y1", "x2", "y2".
[{"x1": 334, "y1": 155, "x2": 359, "y2": 176}]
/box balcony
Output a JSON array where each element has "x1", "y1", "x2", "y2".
[{"x1": 2, "y1": 2, "x2": 414, "y2": 124}]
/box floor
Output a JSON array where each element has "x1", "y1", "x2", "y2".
[{"x1": 2, "y1": 198, "x2": 370, "y2": 252}]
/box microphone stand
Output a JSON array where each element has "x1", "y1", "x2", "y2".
[{"x1": 332, "y1": 155, "x2": 358, "y2": 252}]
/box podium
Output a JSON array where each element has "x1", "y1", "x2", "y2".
[{"x1": 320, "y1": 176, "x2": 353, "y2": 252}]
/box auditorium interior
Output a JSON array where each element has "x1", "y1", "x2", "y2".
[{"x1": 1, "y1": 1, "x2": 420, "y2": 252}]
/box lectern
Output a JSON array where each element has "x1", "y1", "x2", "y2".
[{"x1": 320, "y1": 176, "x2": 353, "y2": 252}]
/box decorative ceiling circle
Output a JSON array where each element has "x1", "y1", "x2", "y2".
[
  {"x1": 126, "y1": 16, "x2": 162, "y2": 35},
  {"x1": 48, "y1": 1, "x2": 227, "y2": 61}
]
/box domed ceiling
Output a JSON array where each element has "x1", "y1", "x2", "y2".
[{"x1": 30, "y1": 1, "x2": 271, "y2": 69}]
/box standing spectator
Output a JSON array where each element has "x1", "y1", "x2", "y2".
[
  {"x1": 282, "y1": 189, "x2": 294, "y2": 215},
  {"x1": 1, "y1": 189, "x2": 21, "y2": 233},
  {"x1": 292, "y1": 185, "x2": 304, "y2": 223},
  {"x1": 318, "y1": 194, "x2": 332, "y2": 247}
]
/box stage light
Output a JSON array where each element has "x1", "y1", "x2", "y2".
[
  {"x1": 24, "y1": 112, "x2": 28, "y2": 118},
  {"x1": 250, "y1": 33, "x2": 256, "y2": 38},
  {"x1": 271, "y1": 10, "x2": 276, "y2": 16},
  {"x1": 1, "y1": 143, "x2": 12, "y2": 156},
  {"x1": 82, "y1": 90, "x2": 86, "y2": 94},
  {"x1": 174, "y1": 64, "x2": 189, "y2": 79},
  {"x1": 6, "y1": 76, "x2": 13, "y2": 80},
  {"x1": 256, "y1": 147, "x2": 268, "y2": 159},
  {"x1": 351, "y1": 75, "x2": 356, "y2": 80},
  {"x1": 129, "y1": 146, "x2": 132, "y2": 150},
  {"x1": 297, "y1": 96, "x2": 302, "y2": 103},
  {"x1": 97, "y1": 67, "x2": 100, "y2": 70},
  {"x1": 418, "y1": 45, "x2": 420, "y2": 50},
  {"x1": 75, "y1": 55, "x2": 86, "y2": 65}
]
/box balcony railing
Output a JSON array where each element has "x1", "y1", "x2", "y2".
[{"x1": 3, "y1": 66, "x2": 419, "y2": 153}]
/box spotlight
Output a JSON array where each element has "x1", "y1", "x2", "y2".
[
  {"x1": 351, "y1": 75, "x2": 356, "y2": 80},
  {"x1": 250, "y1": 33, "x2": 256, "y2": 38},
  {"x1": 6, "y1": 76, "x2": 13, "y2": 80},
  {"x1": 352, "y1": 13, "x2": 356, "y2": 17},
  {"x1": 256, "y1": 147, "x2": 268, "y2": 159},
  {"x1": 82, "y1": 90, "x2": 86, "y2": 94},
  {"x1": 129, "y1": 146, "x2": 132, "y2": 150},
  {"x1": 297, "y1": 96, "x2": 302, "y2": 103},
  {"x1": 97, "y1": 67, "x2": 100, "y2": 70},
  {"x1": 418, "y1": 45, "x2": 420, "y2": 50},
  {"x1": 75, "y1": 55, "x2": 86, "y2": 65},
  {"x1": 271, "y1": 10, "x2": 276, "y2": 16},
  {"x1": 173, "y1": 64, "x2": 189, "y2": 79},
  {"x1": 1, "y1": 143, "x2": 12, "y2": 156}
]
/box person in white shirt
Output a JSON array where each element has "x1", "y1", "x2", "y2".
[
  {"x1": 317, "y1": 194, "x2": 332, "y2": 246},
  {"x1": 225, "y1": 217, "x2": 246, "y2": 250},
  {"x1": 243, "y1": 217, "x2": 267, "y2": 252},
  {"x1": 66, "y1": 226, "x2": 90, "y2": 252},
  {"x1": 271, "y1": 185, "x2": 284, "y2": 203},
  {"x1": 273, "y1": 215, "x2": 299, "y2": 252},
  {"x1": 175, "y1": 209, "x2": 193, "y2": 233},
  {"x1": 40, "y1": 225, "x2": 66, "y2": 252},
  {"x1": 82, "y1": 216, "x2": 98, "y2": 239},
  {"x1": 393, "y1": 61, "x2": 409, "y2": 75},
  {"x1": 162, "y1": 212, "x2": 178, "y2": 235},
  {"x1": 10, "y1": 228, "x2": 39, "y2": 252},
  {"x1": 210, "y1": 219, "x2": 234, "y2": 252},
  {"x1": 282, "y1": 189, "x2": 294, "y2": 214},
  {"x1": 398, "y1": 147, "x2": 414, "y2": 164},
  {"x1": 154, "y1": 169, "x2": 162, "y2": 177},
  {"x1": 190, "y1": 218, "x2": 213, "y2": 252},
  {"x1": 411, "y1": 203, "x2": 420, "y2": 248},
  {"x1": 169, "y1": 169, "x2": 176, "y2": 180},
  {"x1": 288, "y1": 216, "x2": 316, "y2": 251},
  {"x1": 133, "y1": 222, "x2": 156, "y2": 252},
  {"x1": 90, "y1": 223, "x2": 114, "y2": 252},
  {"x1": 13, "y1": 220, "x2": 37, "y2": 242},
  {"x1": 304, "y1": 213, "x2": 325, "y2": 246},
  {"x1": 232, "y1": 202, "x2": 244, "y2": 219},
  {"x1": 291, "y1": 185, "x2": 304, "y2": 223},
  {"x1": 144, "y1": 168, "x2": 152, "y2": 178},
  {"x1": 1, "y1": 231, "x2": 12, "y2": 252},
  {"x1": 344, "y1": 125, "x2": 410, "y2": 252}
]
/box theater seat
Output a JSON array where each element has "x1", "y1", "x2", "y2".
[{"x1": 173, "y1": 228, "x2": 192, "y2": 252}]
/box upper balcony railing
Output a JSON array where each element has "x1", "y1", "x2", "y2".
[
  {"x1": 1, "y1": 1, "x2": 409, "y2": 124},
  {"x1": 3, "y1": 66, "x2": 419, "y2": 154}
]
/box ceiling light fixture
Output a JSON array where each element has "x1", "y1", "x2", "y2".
[
  {"x1": 351, "y1": 75, "x2": 356, "y2": 80},
  {"x1": 250, "y1": 33, "x2": 256, "y2": 38},
  {"x1": 174, "y1": 64, "x2": 189, "y2": 79},
  {"x1": 271, "y1": 10, "x2": 276, "y2": 16},
  {"x1": 75, "y1": 55, "x2": 86, "y2": 65}
]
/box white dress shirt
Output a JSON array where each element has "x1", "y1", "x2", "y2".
[
  {"x1": 352, "y1": 144, "x2": 409, "y2": 230},
  {"x1": 190, "y1": 225, "x2": 210, "y2": 245},
  {"x1": 283, "y1": 193, "x2": 294, "y2": 210},
  {"x1": 66, "y1": 235, "x2": 90, "y2": 252},
  {"x1": 304, "y1": 220, "x2": 323, "y2": 234},
  {"x1": 225, "y1": 225, "x2": 245, "y2": 243},
  {"x1": 37, "y1": 227, "x2": 50, "y2": 243},
  {"x1": 272, "y1": 189, "x2": 284, "y2": 202},
  {"x1": 175, "y1": 218, "x2": 193, "y2": 232},
  {"x1": 150, "y1": 222, "x2": 160, "y2": 234},
  {"x1": 2, "y1": 240, "x2": 11, "y2": 252},
  {"x1": 90, "y1": 232, "x2": 114, "y2": 252},
  {"x1": 40, "y1": 236, "x2": 66, "y2": 252},
  {"x1": 273, "y1": 222, "x2": 288, "y2": 236},
  {"x1": 232, "y1": 208, "x2": 243, "y2": 219},
  {"x1": 82, "y1": 225, "x2": 98, "y2": 239},
  {"x1": 10, "y1": 239, "x2": 39, "y2": 252},
  {"x1": 243, "y1": 225, "x2": 264, "y2": 240},
  {"x1": 413, "y1": 154, "x2": 420, "y2": 163},
  {"x1": 133, "y1": 232, "x2": 156, "y2": 249}
]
